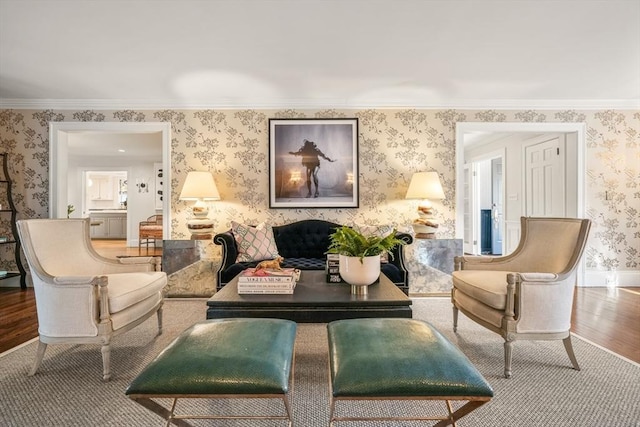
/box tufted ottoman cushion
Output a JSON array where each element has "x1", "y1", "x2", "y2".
[
  {"x1": 327, "y1": 318, "x2": 493, "y2": 426},
  {"x1": 126, "y1": 318, "x2": 297, "y2": 425}
]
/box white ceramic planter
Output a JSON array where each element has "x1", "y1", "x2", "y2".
[{"x1": 339, "y1": 254, "x2": 380, "y2": 295}]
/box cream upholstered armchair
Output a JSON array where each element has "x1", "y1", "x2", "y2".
[
  {"x1": 17, "y1": 218, "x2": 167, "y2": 381},
  {"x1": 452, "y1": 216, "x2": 591, "y2": 378}
]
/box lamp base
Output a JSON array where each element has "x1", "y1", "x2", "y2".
[
  {"x1": 186, "y1": 218, "x2": 214, "y2": 236},
  {"x1": 415, "y1": 232, "x2": 437, "y2": 239},
  {"x1": 412, "y1": 215, "x2": 439, "y2": 239}
]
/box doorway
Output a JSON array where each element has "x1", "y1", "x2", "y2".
[
  {"x1": 49, "y1": 122, "x2": 171, "y2": 246},
  {"x1": 463, "y1": 149, "x2": 504, "y2": 255},
  {"x1": 455, "y1": 122, "x2": 586, "y2": 283}
]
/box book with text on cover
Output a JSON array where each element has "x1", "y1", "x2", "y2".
[
  {"x1": 237, "y1": 280, "x2": 296, "y2": 294},
  {"x1": 237, "y1": 287, "x2": 295, "y2": 294},
  {"x1": 237, "y1": 268, "x2": 301, "y2": 283}
]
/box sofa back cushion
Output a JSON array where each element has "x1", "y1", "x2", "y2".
[{"x1": 272, "y1": 220, "x2": 341, "y2": 259}]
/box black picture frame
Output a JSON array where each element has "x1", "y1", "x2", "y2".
[{"x1": 269, "y1": 118, "x2": 359, "y2": 208}]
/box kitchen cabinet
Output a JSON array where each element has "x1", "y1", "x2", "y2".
[
  {"x1": 89, "y1": 211, "x2": 127, "y2": 239},
  {"x1": 89, "y1": 175, "x2": 114, "y2": 201}
]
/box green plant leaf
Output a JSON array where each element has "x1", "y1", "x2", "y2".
[{"x1": 326, "y1": 226, "x2": 406, "y2": 262}]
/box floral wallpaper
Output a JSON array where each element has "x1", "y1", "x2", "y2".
[{"x1": 0, "y1": 107, "x2": 638, "y2": 293}]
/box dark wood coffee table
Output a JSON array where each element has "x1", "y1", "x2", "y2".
[{"x1": 206, "y1": 270, "x2": 412, "y2": 323}]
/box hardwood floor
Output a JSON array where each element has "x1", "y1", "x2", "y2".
[
  {"x1": 92, "y1": 239, "x2": 163, "y2": 258},
  {"x1": 571, "y1": 286, "x2": 640, "y2": 362},
  {"x1": 1, "y1": 240, "x2": 638, "y2": 362}
]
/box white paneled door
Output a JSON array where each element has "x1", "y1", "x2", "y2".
[{"x1": 524, "y1": 134, "x2": 565, "y2": 217}]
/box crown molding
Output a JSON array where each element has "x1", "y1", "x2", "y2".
[{"x1": 0, "y1": 98, "x2": 638, "y2": 110}]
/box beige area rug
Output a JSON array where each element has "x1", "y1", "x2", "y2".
[{"x1": 1, "y1": 298, "x2": 638, "y2": 426}]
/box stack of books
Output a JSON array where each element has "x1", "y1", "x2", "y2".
[
  {"x1": 326, "y1": 253, "x2": 344, "y2": 283},
  {"x1": 237, "y1": 268, "x2": 301, "y2": 294}
]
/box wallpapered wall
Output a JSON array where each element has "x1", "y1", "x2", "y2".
[{"x1": 0, "y1": 108, "x2": 638, "y2": 291}]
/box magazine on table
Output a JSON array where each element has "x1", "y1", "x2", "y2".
[{"x1": 237, "y1": 268, "x2": 301, "y2": 283}]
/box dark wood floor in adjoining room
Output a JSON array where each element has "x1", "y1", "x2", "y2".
[{"x1": 1, "y1": 238, "x2": 638, "y2": 363}]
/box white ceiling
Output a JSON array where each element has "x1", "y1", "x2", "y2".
[
  {"x1": 1, "y1": 0, "x2": 639, "y2": 110},
  {"x1": 68, "y1": 131, "x2": 162, "y2": 159}
]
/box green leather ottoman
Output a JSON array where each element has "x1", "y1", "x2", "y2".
[
  {"x1": 327, "y1": 318, "x2": 493, "y2": 426},
  {"x1": 126, "y1": 318, "x2": 297, "y2": 427}
]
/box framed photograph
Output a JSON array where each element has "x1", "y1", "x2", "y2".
[{"x1": 269, "y1": 118, "x2": 359, "y2": 208}]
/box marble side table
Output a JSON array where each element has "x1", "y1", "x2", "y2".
[{"x1": 405, "y1": 238, "x2": 463, "y2": 295}]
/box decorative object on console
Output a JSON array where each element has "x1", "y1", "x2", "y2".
[
  {"x1": 405, "y1": 171, "x2": 445, "y2": 239},
  {"x1": 154, "y1": 162, "x2": 163, "y2": 210},
  {"x1": 255, "y1": 256, "x2": 285, "y2": 271},
  {"x1": 135, "y1": 178, "x2": 149, "y2": 193},
  {"x1": 327, "y1": 226, "x2": 407, "y2": 295},
  {"x1": 179, "y1": 171, "x2": 221, "y2": 238}
]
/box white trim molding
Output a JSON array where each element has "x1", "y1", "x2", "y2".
[
  {"x1": 584, "y1": 270, "x2": 640, "y2": 288},
  {"x1": 1, "y1": 98, "x2": 639, "y2": 111}
]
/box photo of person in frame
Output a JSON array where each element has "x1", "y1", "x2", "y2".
[
  {"x1": 270, "y1": 119, "x2": 358, "y2": 208},
  {"x1": 289, "y1": 139, "x2": 336, "y2": 198}
]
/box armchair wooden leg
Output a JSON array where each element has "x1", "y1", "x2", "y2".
[
  {"x1": 504, "y1": 340, "x2": 513, "y2": 379},
  {"x1": 452, "y1": 305, "x2": 459, "y2": 333},
  {"x1": 157, "y1": 306, "x2": 163, "y2": 335},
  {"x1": 563, "y1": 336, "x2": 581, "y2": 371},
  {"x1": 101, "y1": 344, "x2": 111, "y2": 381},
  {"x1": 29, "y1": 341, "x2": 47, "y2": 376}
]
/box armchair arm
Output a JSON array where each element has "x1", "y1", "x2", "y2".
[
  {"x1": 53, "y1": 275, "x2": 101, "y2": 285},
  {"x1": 518, "y1": 272, "x2": 559, "y2": 282},
  {"x1": 84, "y1": 254, "x2": 159, "y2": 274},
  {"x1": 117, "y1": 256, "x2": 161, "y2": 271},
  {"x1": 510, "y1": 271, "x2": 577, "y2": 334},
  {"x1": 34, "y1": 274, "x2": 109, "y2": 338},
  {"x1": 455, "y1": 255, "x2": 514, "y2": 271}
]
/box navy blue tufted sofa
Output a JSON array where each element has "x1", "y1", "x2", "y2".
[{"x1": 213, "y1": 219, "x2": 413, "y2": 294}]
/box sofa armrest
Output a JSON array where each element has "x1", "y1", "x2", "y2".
[
  {"x1": 388, "y1": 232, "x2": 413, "y2": 294},
  {"x1": 213, "y1": 230, "x2": 238, "y2": 287}
]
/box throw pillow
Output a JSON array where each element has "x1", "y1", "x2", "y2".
[
  {"x1": 352, "y1": 223, "x2": 395, "y2": 263},
  {"x1": 231, "y1": 221, "x2": 280, "y2": 262}
]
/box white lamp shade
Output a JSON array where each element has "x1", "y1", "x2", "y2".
[
  {"x1": 179, "y1": 171, "x2": 221, "y2": 200},
  {"x1": 405, "y1": 172, "x2": 445, "y2": 200}
]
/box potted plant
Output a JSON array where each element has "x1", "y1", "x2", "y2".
[{"x1": 327, "y1": 226, "x2": 407, "y2": 294}]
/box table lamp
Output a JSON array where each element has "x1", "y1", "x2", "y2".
[
  {"x1": 179, "y1": 171, "x2": 220, "y2": 238},
  {"x1": 405, "y1": 171, "x2": 445, "y2": 238}
]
